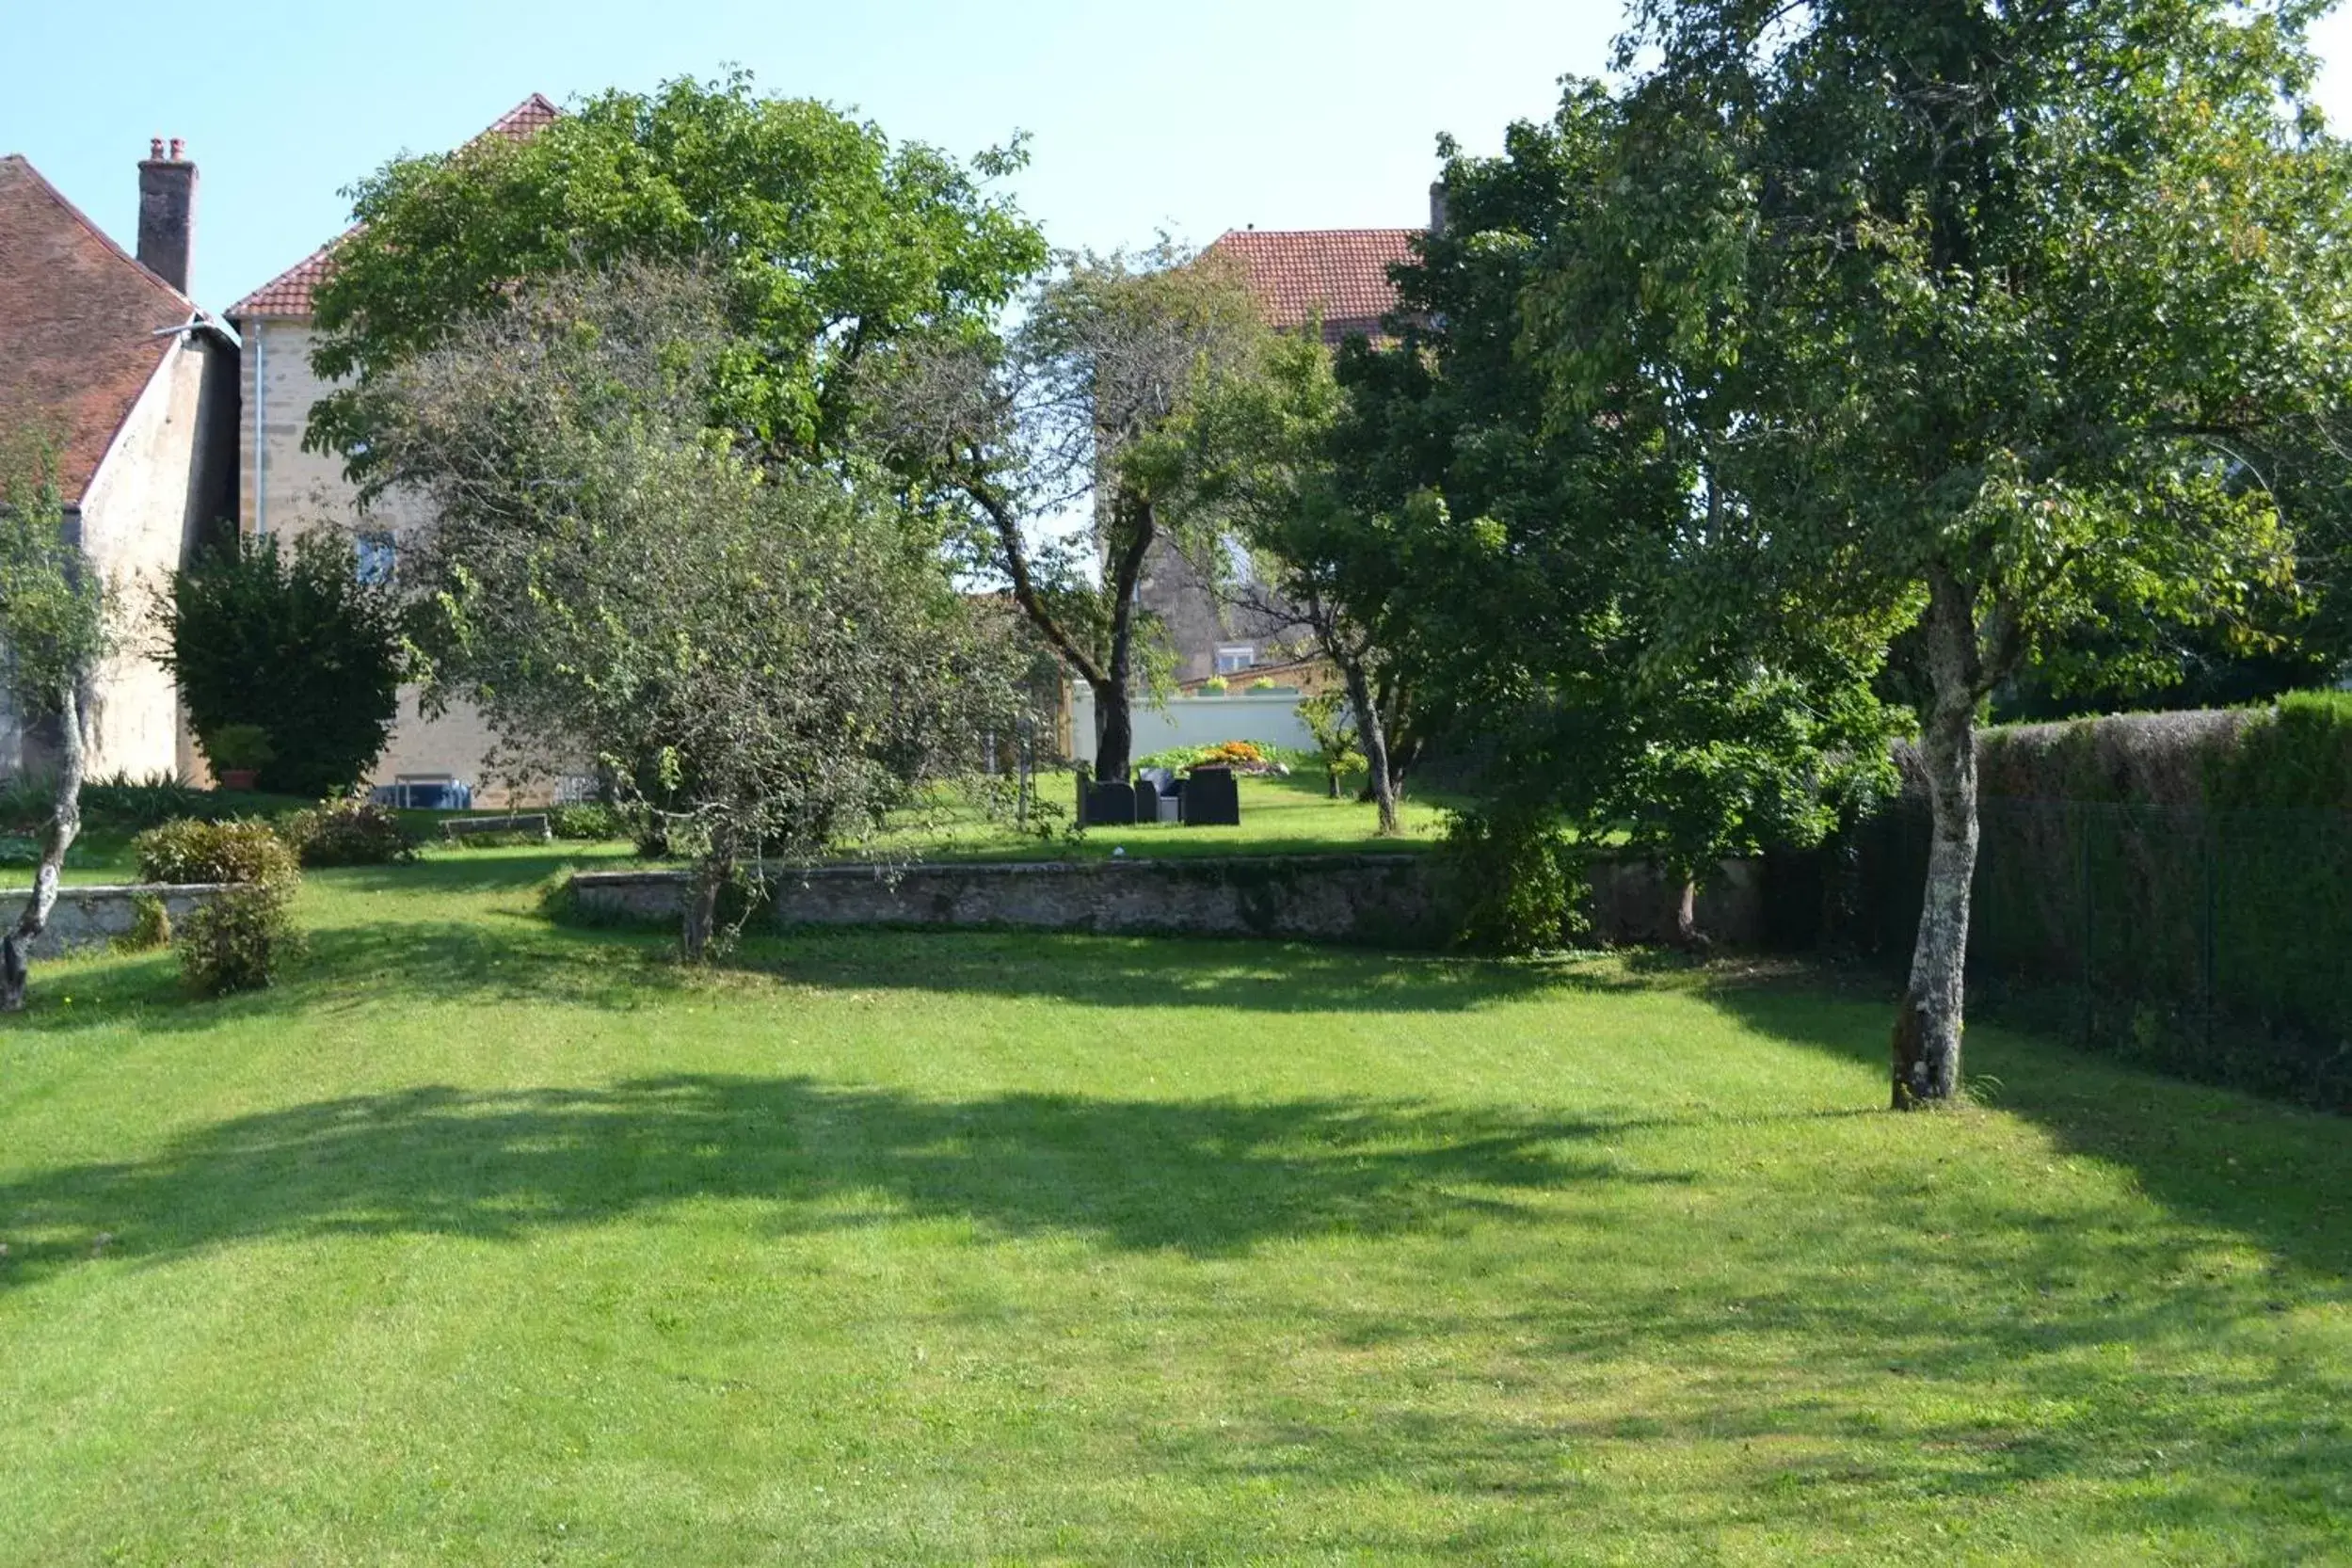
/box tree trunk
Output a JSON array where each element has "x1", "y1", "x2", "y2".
[
  {"x1": 1672, "y1": 875, "x2": 1709, "y2": 952},
  {"x1": 1092, "y1": 676, "x2": 1133, "y2": 784},
  {"x1": 1894, "y1": 575, "x2": 1983, "y2": 1110},
  {"x1": 1340, "y1": 656, "x2": 1400, "y2": 837},
  {"x1": 1091, "y1": 492, "x2": 1156, "y2": 785},
  {"x1": 1326, "y1": 769, "x2": 1342, "y2": 799},
  {"x1": 681, "y1": 847, "x2": 733, "y2": 963},
  {"x1": 1, "y1": 686, "x2": 87, "y2": 1012}
]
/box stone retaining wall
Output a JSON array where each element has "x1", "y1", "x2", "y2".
[
  {"x1": 573, "y1": 856, "x2": 1443, "y2": 947},
  {"x1": 568, "y1": 854, "x2": 1768, "y2": 951},
  {"x1": 0, "y1": 884, "x2": 234, "y2": 958}
]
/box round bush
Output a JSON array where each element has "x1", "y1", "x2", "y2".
[
  {"x1": 179, "y1": 883, "x2": 299, "y2": 996},
  {"x1": 280, "y1": 800, "x2": 417, "y2": 867},
  {"x1": 133, "y1": 818, "x2": 300, "y2": 888}
]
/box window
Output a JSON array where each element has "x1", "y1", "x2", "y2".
[
  {"x1": 356, "y1": 531, "x2": 397, "y2": 586},
  {"x1": 1214, "y1": 645, "x2": 1256, "y2": 675}
]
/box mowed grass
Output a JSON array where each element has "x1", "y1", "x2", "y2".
[
  {"x1": 0, "y1": 849, "x2": 2345, "y2": 1564},
  {"x1": 870, "y1": 769, "x2": 1451, "y2": 862}
]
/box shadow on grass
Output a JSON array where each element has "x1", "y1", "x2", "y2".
[
  {"x1": 0, "y1": 1076, "x2": 1685, "y2": 1283},
  {"x1": 27, "y1": 891, "x2": 1631, "y2": 1036},
  {"x1": 1704, "y1": 974, "x2": 2352, "y2": 1288}
]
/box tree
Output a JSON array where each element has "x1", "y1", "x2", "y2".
[
  {"x1": 1312, "y1": 101, "x2": 1896, "y2": 926},
  {"x1": 870, "y1": 248, "x2": 1266, "y2": 781},
  {"x1": 0, "y1": 456, "x2": 109, "y2": 1010},
  {"x1": 308, "y1": 71, "x2": 1047, "y2": 487},
  {"x1": 1164, "y1": 326, "x2": 1409, "y2": 832},
  {"x1": 1296, "y1": 690, "x2": 1366, "y2": 799},
  {"x1": 158, "y1": 532, "x2": 405, "y2": 797},
  {"x1": 360, "y1": 265, "x2": 1021, "y2": 955},
  {"x1": 1527, "y1": 0, "x2": 2352, "y2": 1103}
]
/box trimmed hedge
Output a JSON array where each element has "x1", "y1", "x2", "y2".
[{"x1": 1848, "y1": 691, "x2": 2352, "y2": 1110}]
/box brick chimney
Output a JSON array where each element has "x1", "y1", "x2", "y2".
[
  {"x1": 1428, "y1": 180, "x2": 1448, "y2": 237},
  {"x1": 136, "y1": 136, "x2": 196, "y2": 295}
]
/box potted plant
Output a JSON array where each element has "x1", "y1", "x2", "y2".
[
  {"x1": 1200, "y1": 675, "x2": 1230, "y2": 695},
  {"x1": 203, "y1": 724, "x2": 274, "y2": 792}
]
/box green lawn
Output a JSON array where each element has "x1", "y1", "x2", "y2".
[
  {"x1": 0, "y1": 848, "x2": 2344, "y2": 1564},
  {"x1": 869, "y1": 769, "x2": 1451, "y2": 861}
]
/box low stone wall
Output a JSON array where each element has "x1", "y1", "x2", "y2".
[
  {"x1": 568, "y1": 854, "x2": 1771, "y2": 951},
  {"x1": 0, "y1": 883, "x2": 233, "y2": 958},
  {"x1": 573, "y1": 856, "x2": 1444, "y2": 948}
]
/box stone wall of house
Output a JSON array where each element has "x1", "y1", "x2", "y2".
[
  {"x1": 72, "y1": 336, "x2": 226, "y2": 779},
  {"x1": 1134, "y1": 536, "x2": 1304, "y2": 686},
  {"x1": 0, "y1": 883, "x2": 232, "y2": 959},
  {"x1": 237, "y1": 317, "x2": 529, "y2": 805},
  {"x1": 568, "y1": 854, "x2": 1770, "y2": 950}
]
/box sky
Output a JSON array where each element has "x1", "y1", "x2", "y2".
[
  {"x1": 11, "y1": 1, "x2": 2352, "y2": 319},
  {"x1": 2, "y1": 0, "x2": 1621, "y2": 316}
]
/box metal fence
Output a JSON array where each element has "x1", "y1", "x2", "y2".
[{"x1": 1834, "y1": 796, "x2": 2352, "y2": 1108}]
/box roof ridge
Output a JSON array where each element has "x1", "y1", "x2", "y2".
[
  {"x1": 1, "y1": 152, "x2": 197, "y2": 314},
  {"x1": 229, "y1": 90, "x2": 556, "y2": 321},
  {"x1": 1215, "y1": 226, "x2": 1425, "y2": 239}
]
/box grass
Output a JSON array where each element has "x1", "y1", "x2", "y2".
[
  {"x1": 867, "y1": 768, "x2": 1452, "y2": 862},
  {"x1": 0, "y1": 847, "x2": 2345, "y2": 1563}
]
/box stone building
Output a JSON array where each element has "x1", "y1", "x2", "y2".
[
  {"x1": 225, "y1": 94, "x2": 560, "y2": 805},
  {"x1": 0, "y1": 141, "x2": 238, "y2": 777}
]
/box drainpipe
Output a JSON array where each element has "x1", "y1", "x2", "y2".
[{"x1": 252, "y1": 325, "x2": 265, "y2": 536}]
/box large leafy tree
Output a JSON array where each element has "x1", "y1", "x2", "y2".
[
  {"x1": 308, "y1": 71, "x2": 1047, "y2": 483},
  {"x1": 1528, "y1": 0, "x2": 2352, "y2": 1104},
  {"x1": 1328, "y1": 100, "x2": 1897, "y2": 935},
  {"x1": 1165, "y1": 327, "x2": 1411, "y2": 833},
  {"x1": 360, "y1": 266, "x2": 1021, "y2": 955},
  {"x1": 871, "y1": 248, "x2": 1266, "y2": 781}
]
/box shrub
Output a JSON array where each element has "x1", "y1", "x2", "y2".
[
  {"x1": 158, "y1": 531, "x2": 406, "y2": 798},
  {"x1": 203, "y1": 723, "x2": 276, "y2": 776},
  {"x1": 133, "y1": 818, "x2": 300, "y2": 888},
  {"x1": 548, "y1": 802, "x2": 630, "y2": 840},
  {"x1": 1201, "y1": 676, "x2": 1230, "y2": 694},
  {"x1": 178, "y1": 884, "x2": 299, "y2": 996},
  {"x1": 445, "y1": 829, "x2": 544, "y2": 851},
  {"x1": 1435, "y1": 810, "x2": 1590, "y2": 954},
  {"x1": 116, "y1": 894, "x2": 172, "y2": 953},
  {"x1": 280, "y1": 799, "x2": 416, "y2": 867},
  {"x1": 0, "y1": 771, "x2": 241, "y2": 835}
]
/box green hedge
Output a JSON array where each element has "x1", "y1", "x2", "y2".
[{"x1": 1848, "y1": 691, "x2": 2352, "y2": 1111}]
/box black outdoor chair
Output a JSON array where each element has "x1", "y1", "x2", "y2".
[
  {"x1": 1078, "y1": 777, "x2": 1141, "y2": 826},
  {"x1": 1135, "y1": 768, "x2": 1183, "y2": 824},
  {"x1": 1178, "y1": 766, "x2": 1240, "y2": 826}
]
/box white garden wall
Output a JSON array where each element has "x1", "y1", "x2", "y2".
[{"x1": 1067, "y1": 690, "x2": 1314, "y2": 767}]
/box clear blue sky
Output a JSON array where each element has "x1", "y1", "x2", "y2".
[
  {"x1": 1, "y1": 0, "x2": 1624, "y2": 314},
  {"x1": 11, "y1": 1, "x2": 2352, "y2": 318}
]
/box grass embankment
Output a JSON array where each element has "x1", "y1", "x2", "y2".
[{"x1": 0, "y1": 846, "x2": 2344, "y2": 1563}]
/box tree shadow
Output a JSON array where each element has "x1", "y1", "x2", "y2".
[
  {"x1": 0, "y1": 1076, "x2": 1688, "y2": 1286},
  {"x1": 28, "y1": 893, "x2": 1637, "y2": 1036},
  {"x1": 1700, "y1": 972, "x2": 2352, "y2": 1288}
]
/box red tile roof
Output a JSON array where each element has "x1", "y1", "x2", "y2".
[
  {"x1": 0, "y1": 153, "x2": 200, "y2": 504},
  {"x1": 1205, "y1": 228, "x2": 1421, "y2": 345},
  {"x1": 229, "y1": 92, "x2": 559, "y2": 322}
]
